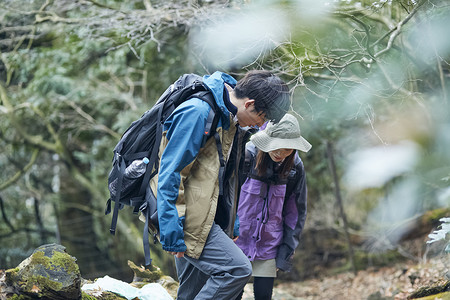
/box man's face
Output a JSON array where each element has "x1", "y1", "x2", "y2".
[{"x1": 236, "y1": 100, "x2": 266, "y2": 128}]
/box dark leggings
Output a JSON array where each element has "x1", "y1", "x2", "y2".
[{"x1": 236, "y1": 276, "x2": 275, "y2": 300}]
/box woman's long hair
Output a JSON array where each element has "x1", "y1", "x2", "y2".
[{"x1": 255, "y1": 150, "x2": 296, "y2": 179}]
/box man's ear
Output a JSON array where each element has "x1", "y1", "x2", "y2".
[{"x1": 244, "y1": 99, "x2": 255, "y2": 109}]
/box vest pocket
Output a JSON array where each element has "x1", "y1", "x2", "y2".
[
  {"x1": 241, "y1": 178, "x2": 264, "y2": 195},
  {"x1": 259, "y1": 221, "x2": 283, "y2": 251}
]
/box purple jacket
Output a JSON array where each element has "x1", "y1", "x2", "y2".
[{"x1": 235, "y1": 142, "x2": 307, "y2": 272}]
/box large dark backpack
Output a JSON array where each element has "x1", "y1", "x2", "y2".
[{"x1": 105, "y1": 73, "x2": 224, "y2": 265}]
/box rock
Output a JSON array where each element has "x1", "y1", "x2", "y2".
[
  {"x1": 408, "y1": 280, "x2": 450, "y2": 299},
  {"x1": 127, "y1": 260, "x2": 179, "y2": 299},
  {"x1": 5, "y1": 244, "x2": 81, "y2": 299},
  {"x1": 1, "y1": 245, "x2": 178, "y2": 300},
  {"x1": 410, "y1": 291, "x2": 450, "y2": 300},
  {"x1": 157, "y1": 275, "x2": 178, "y2": 299},
  {"x1": 127, "y1": 260, "x2": 163, "y2": 283}
]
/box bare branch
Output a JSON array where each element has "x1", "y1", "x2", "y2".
[
  {"x1": 334, "y1": 11, "x2": 374, "y2": 58},
  {"x1": 0, "y1": 148, "x2": 40, "y2": 191},
  {"x1": 0, "y1": 85, "x2": 59, "y2": 152},
  {"x1": 373, "y1": 0, "x2": 426, "y2": 57},
  {"x1": 66, "y1": 100, "x2": 121, "y2": 139}
]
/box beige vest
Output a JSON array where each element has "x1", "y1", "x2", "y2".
[{"x1": 150, "y1": 116, "x2": 237, "y2": 259}]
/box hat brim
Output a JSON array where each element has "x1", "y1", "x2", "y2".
[{"x1": 251, "y1": 131, "x2": 312, "y2": 153}]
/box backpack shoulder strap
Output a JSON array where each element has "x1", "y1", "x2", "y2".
[
  {"x1": 285, "y1": 159, "x2": 302, "y2": 199},
  {"x1": 186, "y1": 90, "x2": 219, "y2": 135},
  {"x1": 243, "y1": 148, "x2": 253, "y2": 177},
  {"x1": 186, "y1": 90, "x2": 225, "y2": 197}
]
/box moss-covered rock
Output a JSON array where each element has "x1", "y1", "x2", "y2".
[
  {"x1": 127, "y1": 260, "x2": 163, "y2": 282},
  {"x1": 2, "y1": 246, "x2": 178, "y2": 300},
  {"x1": 157, "y1": 275, "x2": 178, "y2": 299},
  {"x1": 127, "y1": 260, "x2": 178, "y2": 299},
  {"x1": 408, "y1": 280, "x2": 450, "y2": 299},
  {"x1": 5, "y1": 244, "x2": 81, "y2": 299},
  {"x1": 411, "y1": 291, "x2": 450, "y2": 300}
]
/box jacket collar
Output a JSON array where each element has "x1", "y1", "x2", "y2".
[{"x1": 203, "y1": 71, "x2": 237, "y2": 130}]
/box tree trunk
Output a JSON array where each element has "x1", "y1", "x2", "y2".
[{"x1": 326, "y1": 140, "x2": 357, "y2": 275}]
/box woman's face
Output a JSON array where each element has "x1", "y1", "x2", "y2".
[{"x1": 268, "y1": 148, "x2": 294, "y2": 162}]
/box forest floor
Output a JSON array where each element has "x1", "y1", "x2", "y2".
[{"x1": 241, "y1": 255, "x2": 449, "y2": 300}]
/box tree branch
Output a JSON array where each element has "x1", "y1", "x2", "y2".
[
  {"x1": 0, "y1": 85, "x2": 59, "y2": 152},
  {"x1": 66, "y1": 100, "x2": 121, "y2": 139},
  {"x1": 0, "y1": 194, "x2": 15, "y2": 231},
  {"x1": 0, "y1": 148, "x2": 40, "y2": 191},
  {"x1": 335, "y1": 11, "x2": 374, "y2": 58},
  {"x1": 373, "y1": 0, "x2": 426, "y2": 58}
]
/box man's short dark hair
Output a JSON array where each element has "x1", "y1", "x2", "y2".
[{"x1": 234, "y1": 70, "x2": 290, "y2": 123}]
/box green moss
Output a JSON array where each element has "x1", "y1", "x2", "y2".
[
  {"x1": 18, "y1": 274, "x2": 63, "y2": 297},
  {"x1": 29, "y1": 251, "x2": 49, "y2": 267},
  {"x1": 51, "y1": 251, "x2": 80, "y2": 274},
  {"x1": 6, "y1": 267, "x2": 20, "y2": 273},
  {"x1": 30, "y1": 250, "x2": 79, "y2": 274},
  {"x1": 5, "y1": 268, "x2": 20, "y2": 285},
  {"x1": 101, "y1": 291, "x2": 129, "y2": 299},
  {"x1": 82, "y1": 291, "x2": 98, "y2": 300},
  {"x1": 127, "y1": 260, "x2": 163, "y2": 282},
  {"x1": 423, "y1": 208, "x2": 450, "y2": 224}
]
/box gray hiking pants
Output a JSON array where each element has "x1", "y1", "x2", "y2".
[{"x1": 175, "y1": 222, "x2": 252, "y2": 300}]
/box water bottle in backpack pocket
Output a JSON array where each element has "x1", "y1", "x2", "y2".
[{"x1": 109, "y1": 157, "x2": 150, "y2": 198}]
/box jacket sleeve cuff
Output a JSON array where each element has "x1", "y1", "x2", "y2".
[
  {"x1": 162, "y1": 244, "x2": 187, "y2": 253},
  {"x1": 276, "y1": 257, "x2": 293, "y2": 272},
  {"x1": 276, "y1": 244, "x2": 294, "y2": 272}
]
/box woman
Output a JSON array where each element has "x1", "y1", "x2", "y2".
[{"x1": 235, "y1": 113, "x2": 311, "y2": 300}]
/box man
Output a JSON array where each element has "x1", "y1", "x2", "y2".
[{"x1": 154, "y1": 70, "x2": 290, "y2": 299}]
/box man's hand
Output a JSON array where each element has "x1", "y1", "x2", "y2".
[{"x1": 168, "y1": 251, "x2": 185, "y2": 258}]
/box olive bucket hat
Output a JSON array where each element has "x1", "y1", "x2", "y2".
[{"x1": 250, "y1": 113, "x2": 312, "y2": 153}]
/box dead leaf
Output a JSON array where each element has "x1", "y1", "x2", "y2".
[{"x1": 31, "y1": 285, "x2": 41, "y2": 293}]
